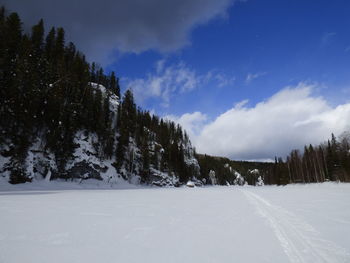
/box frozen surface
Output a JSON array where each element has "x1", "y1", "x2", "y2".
[{"x1": 1, "y1": 183, "x2": 350, "y2": 263}]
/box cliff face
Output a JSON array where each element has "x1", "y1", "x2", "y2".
[{"x1": 0, "y1": 126, "x2": 201, "y2": 187}]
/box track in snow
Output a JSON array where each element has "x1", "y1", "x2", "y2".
[{"x1": 242, "y1": 189, "x2": 350, "y2": 263}]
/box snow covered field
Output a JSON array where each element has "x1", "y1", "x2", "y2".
[{"x1": 1, "y1": 183, "x2": 350, "y2": 263}]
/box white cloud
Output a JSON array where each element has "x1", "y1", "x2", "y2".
[
  {"x1": 214, "y1": 73, "x2": 236, "y2": 88},
  {"x1": 245, "y1": 72, "x2": 267, "y2": 84},
  {"x1": 125, "y1": 61, "x2": 200, "y2": 107},
  {"x1": 170, "y1": 83, "x2": 350, "y2": 160},
  {"x1": 125, "y1": 60, "x2": 235, "y2": 107},
  {"x1": 165, "y1": 112, "x2": 207, "y2": 143}
]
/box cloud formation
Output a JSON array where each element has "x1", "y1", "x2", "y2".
[
  {"x1": 165, "y1": 112, "x2": 207, "y2": 144},
  {"x1": 245, "y1": 72, "x2": 267, "y2": 84},
  {"x1": 170, "y1": 83, "x2": 350, "y2": 160},
  {"x1": 125, "y1": 61, "x2": 200, "y2": 107},
  {"x1": 3, "y1": 0, "x2": 234, "y2": 64},
  {"x1": 124, "y1": 60, "x2": 235, "y2": 107}
]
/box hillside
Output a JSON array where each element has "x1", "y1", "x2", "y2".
[
  {"x1": 196, "y1": 154, "x2": 273, "y2": 185},
  {"x1": 0, "y1": 8, "x2": 200, "y2": 187}
]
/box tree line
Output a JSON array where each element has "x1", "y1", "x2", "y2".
[
  {"x1": 272, "y1": 133, "x2": 350, "y2": 185},
  {"x1": 0, "y1": 7, "x2": 198, "y2": 184},
  {"x1": 196, "y1": 132, "x2": 350, "y2": 186},
  {"x1": 196, "y1": 154, "x2": 273, "y2": 185}
]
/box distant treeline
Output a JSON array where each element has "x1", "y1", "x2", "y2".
[
  {"x1": 197, "y1": 132, "x2": 350, "y2": 186},
  {"x1": 275, "y1": 133, "x2": 350, "y2": 185},
  {"x1": 196, "y1": 154, "x2": 274, "y2": 185}
]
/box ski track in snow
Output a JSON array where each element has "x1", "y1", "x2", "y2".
[{"x1": 242, "y1": 189, "x2": 350, "y2": 263}]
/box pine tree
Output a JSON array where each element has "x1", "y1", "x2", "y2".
[
  {"x1": 2, "y1": 12, "x2": 22, "y2": 95},
  {"x1": 31, "y1": 19, "x2": 44, "y2": 56},
  {"x1": 30, "y1": 19, "x2": 47, "y2": 126},
  {"x1": 45, "y1": 27, "x2": 56, "y2": 58},
  {"x1": 54, "y1": 27, "x2": 65, "y2": 61},
  {"x1": 109, "y1": 71, "x2": 120, "y2": 98}
]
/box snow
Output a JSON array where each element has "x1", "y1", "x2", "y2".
[
  {"x1": 149, "y1": 168, "x2": 179, "y2": 187},
  {"x1": 256, "y1": 175, "x2": 264, "y2": 186},
  {"x1": 184, "y1": 156, "x2": 199, "y2": 167},
  {"x1": 88, "y1": 82, "x2": 119, "y2": 113},
  {"x1": 64, "y1": 131, "x2": 125, "y2": 183},
  {"x1": 249, "y1": 168, "x2": 259, "y2": 174},
  {"x1": 186, "y1": 180, "x2": 195, "y2": 187},
  {"x1": 0, "y1": 183, "x2": 350, "y2": 263},
  {"x1": 234, "y1": 170, "x2": 246, "y2": 185},
  {"x1": 0, "y1": 177, "x2": 138, "y2": 191},
  {"x1": 0, "y1": 156, "x2": 10, "y2": 174},
  {"x1": 66, "y1": 131, "x2": 102, "y2": 170},
  {"x1": 209, "y1": 170, "x2": 217, "y2": 185}
]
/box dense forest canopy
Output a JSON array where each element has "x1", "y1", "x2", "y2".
[{"x1": 0, "y1": 7, "x2": 200, "y2": 185}]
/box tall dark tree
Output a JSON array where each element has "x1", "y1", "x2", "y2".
[
  {"x1": 31, "y1": 19, "x2": 44, "y2": 56},
  {"x1": 109, "y1": 71, "x2": 120, "y2": 98}
]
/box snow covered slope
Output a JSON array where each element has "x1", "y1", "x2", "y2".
[
  {"x1": 89, "y1": 82, "x2": 119, "y2": 113},
  {"x1": 0, "y1": 83, "x2": 201, "y2": 187},
  {"x1": 0, "y1": 183, "x2": 349, "y2": 263},
  {"x1": 0, "y1": 131, "x2": 129, "y2": 185}
]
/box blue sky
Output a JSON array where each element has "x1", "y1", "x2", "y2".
[
  {"x1": 107, "y1": 0, "x2": 350, "y2": 119},
  {"x1": 5, "y1": 0, "x2": 350, "y2": 160}
]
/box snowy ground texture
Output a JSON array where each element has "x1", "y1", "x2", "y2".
[{"x1": 1, "y1": 183, "x2": 350, "y2": 263}]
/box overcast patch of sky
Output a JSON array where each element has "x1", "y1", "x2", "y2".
[{"x1": 2, "y1": 0, "x2": 236, "y2": 65}]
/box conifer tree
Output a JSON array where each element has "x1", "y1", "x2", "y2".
[
  {"x1": 45, "y1": 27, "x2": 56, "y2": 58},
  {"x1": 109, "y1": 71, "x2": 120, "y2": 98},
  {"x1": 31, "y1": 19, "x2": 44, "y2": 56},
  {"x1": 54, "y1": 27, "x2": 65, "y2": 61}
]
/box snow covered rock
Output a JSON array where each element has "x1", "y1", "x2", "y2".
[
  {"x1": 234, "y1": 171, "x2": 246, "y2": 186},
  {"x1": 186, "y1": 181, "x2": 195, "y2": 187},
  {"x1": 190, "y1": 177, "x2": 204, "y2": 186},
  {"x1": 209, "y1": 170, "x2": 217, "y2": 185},
  {"x1": 149, "y1": 168, "x2": 180, "y2": 187},
  {"x1": 89, "y1": 82, "x2": 119, "y2": 113},
  {"x1": 61, "y1": 131, "x2": 108, "y2": 181},
  {"x1": 256, "y1": 176, "x2": 264, "y2": 186}
]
